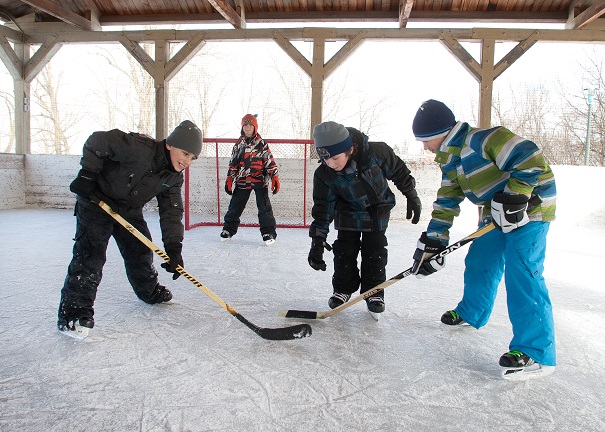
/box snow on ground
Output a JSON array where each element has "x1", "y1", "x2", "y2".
[{"x1": 1, "y1": 206, "x2": 604, "y2": 431}]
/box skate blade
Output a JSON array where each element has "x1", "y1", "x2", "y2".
[
  {"x1": 58, "y1": 324, "x2": 90, "y2": 340},
  {"x1": 264, "y1": 239, "x2": 276, "y2": 246},
  {"x1": 158, "y1": 299, "x2": 175, "y2": 305},
  {"x1": 220, "y1": 237, "x2": 231, "y2": 243},
  {"x1": 501, "y1": 364, "x2": 555, "y2": 381},
  {"x1": 368, "y1": 310, "x2": 382, "y2": 321},
  {"x1": 441, "y1": 322, "x2": 473, "y2": 329}
]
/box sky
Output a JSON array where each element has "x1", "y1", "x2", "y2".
[
  {"x1": 1, "y1": 165, "x2": 605, "y2": 431},
  {"x1": 2, "y1": 22, "x2": 605, "y2": 155}
]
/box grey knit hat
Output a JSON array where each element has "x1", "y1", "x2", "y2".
[
  {"x1": 166, "y1": 120, "x2": 203, "y2": 157},
  {"x1": 412, "y1": 100, "x2": 456, "y2": 141},
  {"x1": 312, "y1": 121, "x2": 353, "y2": 160}
]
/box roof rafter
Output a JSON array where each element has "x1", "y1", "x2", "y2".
[
  {"x1": 566, "y1": 1, "x2": 605, "y2": 29},
  {"x1": 19, "y1": 0, "x2": 99, "y2": 31},
  {"x1": 206, "y1": 0, "x2": 246, "y2": 29},
  {"x1": 399, "y1": 0, "x2": 414, "y2": 28}
]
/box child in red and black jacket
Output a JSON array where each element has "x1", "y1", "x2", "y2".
[{"x1": 221, "y1": 114, "x2": 280, "y2": 245}]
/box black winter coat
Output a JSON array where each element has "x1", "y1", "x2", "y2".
[
  {"x1": 309, "y1": 129, "x2": 416, "y2": 239},
  {"x1": 78, "y1": 129, "x2": 185, "y2": 245}
]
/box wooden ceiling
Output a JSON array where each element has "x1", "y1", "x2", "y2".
[{"x1": 0, "y1": 0, "x2": 605, "y2": 31}]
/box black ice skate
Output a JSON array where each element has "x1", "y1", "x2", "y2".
[
  {"x1": 499, "y1": 350, "x2": 555, "y2": 381},
  {"x1": 58, "y1": 317, "x2": 94, "y2": 339},
  {"x1": 366, "y1": 296, "x2": 385, "y2": 321},
  {"x1": 328, "y1": 292, "x2": 351, "y2": 309}
]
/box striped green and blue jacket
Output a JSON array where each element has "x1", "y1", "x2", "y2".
[{"x1": 427, "y1": 122, "x2": 556, "y2": 243}]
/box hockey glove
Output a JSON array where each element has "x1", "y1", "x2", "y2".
[
  {"x1": 224, "y1": 177, "x2": 233, "y2": 195},
  {"x1": 308, "y1": 237, "x2": 327, "y2": 271},
  {"x1": 491, "y1": 192, "x2": 529, "y2": 233},
  {"x1": 271, "y1": 176, "x2": 281, "y2": 195},
  {"x1": 69, "y1": 169, "x2": 97, "y2": 199},
  {"x1": 404, "y1": 189, "x2": 422, "y2": 224},
  {"x1": 412, "y1": 232, "x2": 446, "y2": 278},
  {"x1": 161, "y1": 243, "x2": 183, "y2": 280}
]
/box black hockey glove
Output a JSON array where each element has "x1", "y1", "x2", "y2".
[
  {"x1": 404, "y1": 189, "x2": 422, "y2": 224},
  {"x1": 161, "y1": 243, "x2": 183, "y2": 280},
  {"x1": 412, "y1": 232, "x2": 446, "y2": 278},
  {"x1": 308, "y1": 237, "x2": 327, "y2": 271},
  {"x1": 69, "y1": 169, "x2": 97, "y2": 199},
  {"x1": 491, "y1": 192, "x2": 529, "y2": 233}
]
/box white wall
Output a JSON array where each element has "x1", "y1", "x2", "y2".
[
  {"x1": 0, "y1": 154, "x2": 25, "y2": 210},
  {"x1": 1, "y1": 153, "x2": 603, "y2": 228}
]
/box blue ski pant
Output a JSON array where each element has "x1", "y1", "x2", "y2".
[{"x1": 455, "y1": 221, "x2": 556, "y2": 366}]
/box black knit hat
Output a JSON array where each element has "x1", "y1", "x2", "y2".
[
  {"x1": 166, "y1": 120, "x2": 203, "y2": 157},
  {"x1": 412, "y1": 100, "x2": 456, "y2": 141}
]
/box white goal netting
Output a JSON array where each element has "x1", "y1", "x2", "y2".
[{"x1": 184, "y1": 138, "x2": 315, "y2": 230}]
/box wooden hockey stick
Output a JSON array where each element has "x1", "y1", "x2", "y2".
[
  {"x1": 97, "y1": 199, "x2": 312, "y2": 340},
  {"x1": 279, "y1": 223, "x2": 496, "y2": 320}
]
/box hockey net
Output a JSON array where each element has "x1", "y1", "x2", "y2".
[{"x1": 184, "y1": 138, "x2": 315, "y2": 230}]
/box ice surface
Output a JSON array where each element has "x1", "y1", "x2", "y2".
[{"x1": 1, "y1": 207, "x2": 604, "y2": 431}]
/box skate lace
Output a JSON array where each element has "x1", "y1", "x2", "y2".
[
  {"x1": 449, "y1": 310, "x2": 461, "y2": 320},
  {"x1": 332, "y1": 292, "x2": 350, "y2": 303},
  {"x1": 507, "y1": 350, "x2": 524, "y2": 358}
]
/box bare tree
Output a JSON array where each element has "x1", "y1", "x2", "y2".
[
  {"x1": 0, "y1": 88, "x2": 15, "y2": 153},
  {"x1": 88, "y1": 45, "x2": 155, "y2": 135},
  {"x1": 30, "y1": 64, "x2": 81, "y2": 154}
]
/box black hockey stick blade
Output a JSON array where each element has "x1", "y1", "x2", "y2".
[{"x1": 234, "y1": 314, "x2": 312, "y2": 340}]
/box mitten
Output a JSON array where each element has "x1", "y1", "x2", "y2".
[
  {"x1": 404, "y1": 189, "x2": 422, "y2": 224},
  {"x1": 224, "y1": 177, "x2": 233, "y2": 195},
  {"x1": 161, "y1": 243, "x2": 183, "y2": 280},
  {"x1": 272, "y1": 176, "x2": 281, "y2": 195},
  {"x1": 491, "y1": 192, "x2": 529, "y2": 233},
  {"x1": 412, "y1": 232, "x2": 446, "y2": 277},
  {"x1": 69, "y1": 169, "x2": 97, "y2": 199},
  {"x1": 308, "y1": 237, "x2": 327, "y2": 271}
]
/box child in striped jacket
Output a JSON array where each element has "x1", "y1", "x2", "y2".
[{"x1": 410, "y1": 99, "x2": 557, "y2": 379}]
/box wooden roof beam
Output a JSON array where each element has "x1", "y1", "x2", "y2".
[
  {"x1": 566, "y1": 1, "x2": 605, "y2": 29},
  {"x1": 98, "y1": 11, "x2": 568, "y2": 26},
  {"x1": 206, "y1": 0, "x2": 246, "y2": 29},
  {"x1": 20, "y1": 0, "x2": 99, "y2": 31}
]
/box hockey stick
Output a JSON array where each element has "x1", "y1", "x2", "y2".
[
  {"x1": 96, "y1": 199, "x2": 312, "y2": 340},
  {"x1": 279, "y1": 223, "x2": 496, "y2": 320}
]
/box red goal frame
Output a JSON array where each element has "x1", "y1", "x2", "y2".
[{"x1": 184, "y1": 138, "x2": 314, "y2": 230}]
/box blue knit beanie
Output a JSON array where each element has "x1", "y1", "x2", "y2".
[
  {"x1": 313, "y1": 121, "x2": 353, "y2": 160},
  {"x1": 412, "y1": 100, "x2": 456, "y2": 141}
]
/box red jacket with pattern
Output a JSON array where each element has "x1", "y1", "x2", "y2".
[{"x1": 227, "y1": 133, "x2": 279, "y2": 190}]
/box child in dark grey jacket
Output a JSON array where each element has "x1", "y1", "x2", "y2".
[{"x1": 307, "y1": 121, "x2": 421, "y2": 318}]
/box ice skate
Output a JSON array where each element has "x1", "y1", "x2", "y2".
[
  {"x1": 499, "y1": 350, "x2": 555, "y2": 381},
  {"x1": 366, "y1": 296, "x2": 385, "y2": 320},
  {"x1": 328, "y1": 292, "x2": 351, "y2": 309},
  {"x1": 262, "y1": 233, "x2": 276, "y2": 246},
  {"x1": 58, "y1": 317, "x2": 94, "y2": 339}
]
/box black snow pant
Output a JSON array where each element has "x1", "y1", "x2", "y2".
[
  {"x1": 222, "y1": 187, "x2": 276, "y2": 237},
  {"x1": 332, "y1": 230, "x2": 388, "y2": 298},
  {"x1": 58, "y1": 197, "x2": 165, "y2": 325}
]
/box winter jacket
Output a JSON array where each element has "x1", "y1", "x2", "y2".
[
  {"x1": 78, "y1": 129, "x2": 185, "y2": 245},
  {"x1": 427, "y1": 121, "x2": 557, "y2": 243},
  {"x1": 227, "y1": 133, "x2": 278, "y2": 190},
  {"x1": 309, "y1": 128, "x2": 417, "y2": 239}
]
